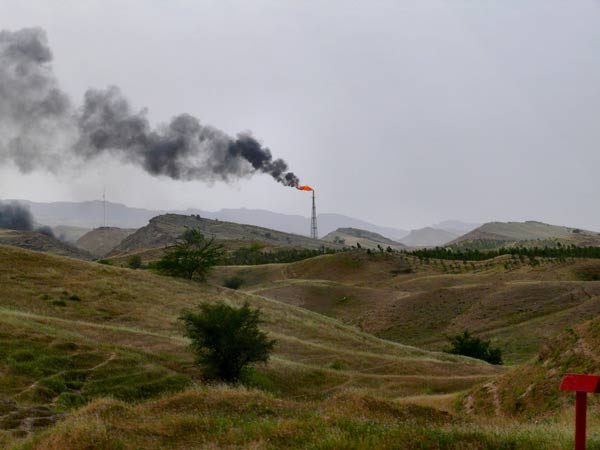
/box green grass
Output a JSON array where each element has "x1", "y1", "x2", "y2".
[
  {"x1": 0, "y1": 245, "x2": 500, "y2": 445},
  {"x1": 7, "y1": 386, "x2": 600, "y2": 450}
]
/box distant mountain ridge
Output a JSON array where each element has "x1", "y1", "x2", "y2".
[
  {"x1": 6, "y1": 199, "x2": 482, "y2": 246},
  {"x1": 109, "y1": 213, "x2": 341, "y2": 257},
  {"x1": 451, "y1": 220, "x2": 600, "y2": 249},
  {"x1": 6, "y1": 199, "x2": 410, "y2": 240}
]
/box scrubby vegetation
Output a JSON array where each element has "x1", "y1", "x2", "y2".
[
  {"x1": 221, "y1": 243, "x2": 337, "y2": 265},
  {"x1": 180, "y1": 302, "x2": 275, "y2": 382},
  {"x1": 408, "y1": 244, "x2": 600, "y2": 262},
  {"x1": 155, "y1": 228, "x2": 224, "y2": 280},
  {"x1": 444, "y1": 330, "x2": 503, "y2": 365}
]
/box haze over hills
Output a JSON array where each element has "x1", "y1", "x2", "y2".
[
  {"x1": 7, "y1": 199, "x2": 475, "y2": 245},
  {"x1": 7, "y1": 199, "x2": 411, "y2": 239},
  {"x1": 399, "y1": 227, "x2": 459, "y2": 247},
  {"x1": 432, "y1": 220, "x2": 481, "y2": 236}
]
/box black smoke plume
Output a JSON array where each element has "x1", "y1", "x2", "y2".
[
  {"x1": 0, "y1": 202, "x2": 55, "y2": 237},
  {"x1": 0, "y1": 28, "x2": 300, "y2": 187}
]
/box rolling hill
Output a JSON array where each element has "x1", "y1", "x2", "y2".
[
  {"x1": 0, "y1": 244, "x2": 499, "y2": 446},
  {"x1": 8, "y1": 199, "x2": 410, "y2": 239},
  {"x1": 215, "y1": 253, "x2": 600, "y2": 364},
  {"x1": 464, "y1": 314, "x2": 600, "y2": 418},
  {"x1": 76, "y1": 227, "x2": 136, "y2": 258},
  {"x1": 0, "y1": 229, "x2": 92, "y2": 260},
  {"x1": 322, "y1": 227, "x2": 406, "y2": 250},
  {"x1": 108, "y1": 214, "x2": 341, "y2": 257},
  {"x1": 450, "y1": 221, "x2": 600, "y2": 249}
]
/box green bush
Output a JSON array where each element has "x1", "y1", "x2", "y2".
[
  {"x1": 180, "y1": 301, "x2": 276, "y2": 382},
  {"x1": 155, "y1": 229, "x2": 224, "y2": 280},
  {"x1": 444, "y1": 330, "x2": 502, "y2": 365}
]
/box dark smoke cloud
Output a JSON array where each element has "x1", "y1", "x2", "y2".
[
  {"x1": 0, "y1": 202, "x2": 55, "y2": 237},
  {"x1": 0, "y1": 28, "x2": 300, "y2": 187}
]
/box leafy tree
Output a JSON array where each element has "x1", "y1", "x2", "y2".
[
  {"x1": 155, "y1": 229, "x2": 224, "y2": 280},
  {"x1": 444, "y1": 330, "x2": 503, "y2": 365},
  {"x1": 180, "y1": 302, "x2": 276, "y2": 382},
  {"x1": 127, "y1": 254, "x2": 142, "y2": 269}
]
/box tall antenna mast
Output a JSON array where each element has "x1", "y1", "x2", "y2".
[
  {"x1": 102, "y1": 188, "x2": 106, "y2": 228},
  {"x1": 310, "y1": 190, "x2": 318, "y2": 240}
]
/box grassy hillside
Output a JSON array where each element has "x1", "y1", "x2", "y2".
[
  {"x1": 216, "y1": 252, "x2": 600, "y2": 364},
  {"x1": 13, "y1": 387, "x2": 597, "y2": 450},
  {"x1": 76, "y1": 227, "x2": 136, "y2": 258},
  {"x1": 109, "y1": 214, "x2": 339, "y2": 257},
  {"x1": 465, "y1": 315, "x2": 600, "y2": 419},
  {"x1": 0, "y1": 245, "x2": 499, "y2": 445},
  {"x1": 451, "y1": 221, "x2": 600, "y2": 249},
  {"x1": 0, "y1": 229, "x2": 92, "y2": 260},
  {"x1": 322, "y1": 227, "x2": 406, "y2": 250}
]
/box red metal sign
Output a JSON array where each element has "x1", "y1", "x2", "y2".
[
  {"x1": 560, "y1": 374, "x2": 600, "y2": 450},
  {"x1": 560, "y1": 374, "x2": 600, "y2": 393}
]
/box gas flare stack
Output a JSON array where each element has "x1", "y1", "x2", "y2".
[{"x1": 296, "y1": 185, "x2": 318, "y2": 240}]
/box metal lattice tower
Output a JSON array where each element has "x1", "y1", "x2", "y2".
[
  {"x1": 102, "y1": 188, "x2": 106, "y2": 228},
  {"x1": 310, "y1": 190, "x2": 318, "y2": 240}
]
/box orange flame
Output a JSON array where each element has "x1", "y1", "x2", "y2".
[{"x1": 296, "y1": 185, "x2": 314, "y2": 191}]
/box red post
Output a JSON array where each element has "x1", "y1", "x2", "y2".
[
  {"x1": 575, "y1": 391, "x2": 587, "y2": 450},
  {"x1": 559, "y1": 374, "x2": 600, "y2": 450}
]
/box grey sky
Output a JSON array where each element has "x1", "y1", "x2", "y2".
[{"x1": 1, "y1": 0, "x2": 600, "y2": 230}]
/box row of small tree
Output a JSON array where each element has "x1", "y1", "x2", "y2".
[{"x1": 408, "y1": 244, "x2": 600, "y2": 262}]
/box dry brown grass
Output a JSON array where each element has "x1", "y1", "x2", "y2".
[
  {"x1": 0, "y1": 245, "x2": 498, "y2": 416},
  {"x1": 217, "y1": 253, "x2": 600, "y2": 364}
]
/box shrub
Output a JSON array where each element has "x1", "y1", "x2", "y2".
[
  {"x1": 69, "y1": 294, "x2": 81, "y2": 302},
  {"x1": 155, "y1": 229, "x2": 224, "y2": 280},
  {"x1": 180, "y1": 302, "x2": 275, "y2": 382},
  {"x1": 444, "y1": 330, "x2": 502, "y2": 365},
  {"x1": 223, "y1": 276, "x2": 244, "y2": 290},
  {"x1": 97, "y1": 259, "x2": 112, "y2": 265},
  {"x1": 127, "y1": 255, "x2": 143, "y2": 270},
  {"x1": 52, "y1": 300, "x2": 67, "y2": 307}
]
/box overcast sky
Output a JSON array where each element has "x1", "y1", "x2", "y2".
[{"x1": 1, "y1": 0, "x2": 600, "y2": 230}]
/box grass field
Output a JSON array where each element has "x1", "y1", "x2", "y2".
[
  {"x1": 217, "y1": 253, "x2": 600, "y2": 363},
  {"x1": 11, "y1": 386, "x2": 600, "y2": 450},
  {"x1": 0, "y1": 245, "x2": 501, "y2": 447}
]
